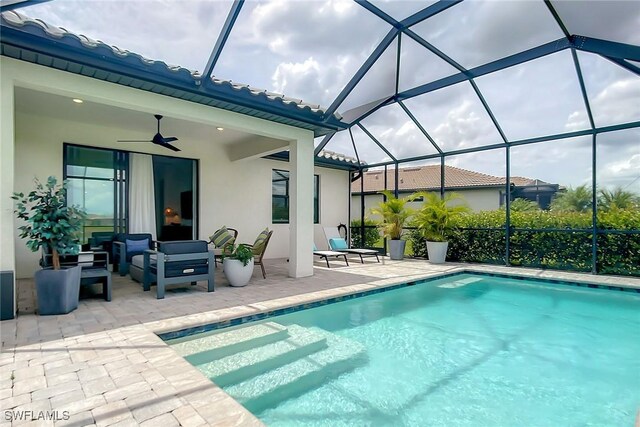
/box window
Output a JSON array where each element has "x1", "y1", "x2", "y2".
[
  {"x1": 65, "y1": 145, "x2": 127, "y2": 243},
  {"x1": 272, "y1": 169, "x2": 319, "y2": 224}
]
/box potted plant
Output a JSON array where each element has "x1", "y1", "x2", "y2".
[
  {"x1": 413, "y1": 192, "x2": 469, "y2": 263},
  {"x1": 369, "y1": 190, "x2": 418, "y2": 260},
  {"x1": 12, "y1": 177, "x2": 86, "y2": 315},
  {"x1": 222, "y1": 244, "x2": 254, "y2": 287}
]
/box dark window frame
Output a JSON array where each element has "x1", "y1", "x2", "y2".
[{"x1": 272, "y1": 169, "x2": 319, "y2": 224}]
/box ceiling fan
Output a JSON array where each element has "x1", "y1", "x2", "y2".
[{"x1": 117, "y1": 114, "x2": 180, "y2": 152}]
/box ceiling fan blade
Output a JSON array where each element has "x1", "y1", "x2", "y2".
[
  {"x1": 162, "y1": 143, "x2": 181, "y2": 152},
  {"x1": 116, "y1": 115, "x2": 180, "y2": 151}
]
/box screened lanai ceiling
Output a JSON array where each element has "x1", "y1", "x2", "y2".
[{"x1": 1, "y1": 0, "x2": 639, "y2": 181}]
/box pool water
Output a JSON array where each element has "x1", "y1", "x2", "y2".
[{"x1": 170, "y1": 274, "x2": 640, "y2": 426}]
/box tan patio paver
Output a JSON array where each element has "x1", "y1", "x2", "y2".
[{"x1": 1, "y1": 258, "x2": 638, "y2": 426}]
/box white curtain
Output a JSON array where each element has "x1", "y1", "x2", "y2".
[{"x1": 129, "y1": 153, "x2": 157, "y2": 240}]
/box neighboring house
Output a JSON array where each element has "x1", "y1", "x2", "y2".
[
  {"x1": 0, "y1": 11, "x2": 358, "y2": 285},
  {"x1": 351, "y1": 165, "x2": 559, "y2": 219}
]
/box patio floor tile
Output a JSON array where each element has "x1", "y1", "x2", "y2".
[{"x1": 2, "y1": 258, "x2": 637, "y2": 426}]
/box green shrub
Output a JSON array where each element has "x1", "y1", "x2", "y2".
[
  {"x1": 407, "y1": 229, "x2": 429, "y2": 258},
  {"x1": 350, "y1": 219, "x2": 381, "y2": 248},
  {"x1": 409, "y1": 208, "x2": 640, "y2": 276}
]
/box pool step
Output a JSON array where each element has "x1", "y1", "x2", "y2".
[
  {"x1": 197, "y1": 324, "x2": 328, "y2": 387},
  {"x1": 224, "y1": 327, "x2": 367, "y2": 414},
  {"x1": 438, "y1": 276, "x2": 483, "y2": 289},
  {"x1": 170, "y1": 321, "x2": 289, "y2": 364}
]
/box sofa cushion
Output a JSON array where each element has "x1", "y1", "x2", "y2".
[
  {"x1": 158, "y1": 240, "x2": 208, "y2": 254},
  {"x1": 126, "y1": 238, "x2": 149, "y2": 253},
  {"x1": 131, "y1": 254, "x2": 156, "y2": 269}
]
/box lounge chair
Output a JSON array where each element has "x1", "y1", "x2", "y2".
[
  {"x1": 314, "y1": 243, "x2": 349, "y2": 268},
  {"x1": 323, "y1": 226, "x2": 380, "y2": 263}
]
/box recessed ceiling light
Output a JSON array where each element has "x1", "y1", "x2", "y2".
[
  {"x1": 216, "y1": 127, "x2": 224, "y2": 131},
  {"x1": 72, "y1": 98, "x2": 83, "y2": 104}
]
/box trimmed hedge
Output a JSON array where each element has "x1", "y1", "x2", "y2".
[
  {"x1": 409, "y1": 209, "x2": 640, "y2": 276},
  {"x1": 350, "y1": 219, "x2": 381, "y2": 248}
]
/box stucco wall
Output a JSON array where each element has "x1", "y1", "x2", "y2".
[
  {"x1": 350, "y1": 188, "x2": 502, "y2": 221},
  {"x1": 13, "y1": 112, "x2": 349, "y2": 278}
]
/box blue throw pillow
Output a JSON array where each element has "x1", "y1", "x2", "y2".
[
  {"x1": 126, "y1": 238, "x2": 149, "y2": 253},
  {"x1": 329, "y1": 238, "x2": 348, "y2": 250}
]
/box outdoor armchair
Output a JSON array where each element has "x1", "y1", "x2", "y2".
[
  {"x1": 240, "y1": 229, "x2": 273, "y2": 279},
  {"x1": 143, "y1": 240, "x2": 214, "y2": 299},
  {"x1": 209, "y1": 226, "x2": 238, "y2": 265},
  {"x1": 113, "y1": 233, "x2": 154, "y2": 276}
]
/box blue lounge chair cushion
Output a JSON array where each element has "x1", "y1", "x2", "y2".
[{"x1": 329, "y1": 238, "x2": 348, "y2": 250}]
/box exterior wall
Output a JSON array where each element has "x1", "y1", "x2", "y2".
[
  {"x1": 315, "y1": 167, "x2": 351, "y2": 251},
  {"x1": 2, "y1": 57, "x2": 341, "y2": 279},
  {"x1": 12, "y1": 112, "x2": 349, "y2": 277},
  {"x1": 351, "y1": 188, "x2": 502, "y2": 221}
]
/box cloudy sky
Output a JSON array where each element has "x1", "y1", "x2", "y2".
[{"x1": 21, "y1": 0, "x2": 640, "y2": 192}]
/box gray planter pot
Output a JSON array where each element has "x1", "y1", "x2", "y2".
[
  {"x1": 426, "y1": 241, "x2": 449, "y2": 264},
  {"x1": 34, "y1": 266, "x2": 82, "y2": 315},
  {"x1": 389, "y1": 240, "x2": 406, "y2": 260}
]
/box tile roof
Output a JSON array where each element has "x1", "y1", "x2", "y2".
[
  {"x1": 0, "y1": 11, "x2": 345, "y2": 134},
  {"x1": 316, "y1": 150, "x2": 364, "y2": 166},
  {"x1": 352, "y1": 165, "x2": 549, "y2": 193}
]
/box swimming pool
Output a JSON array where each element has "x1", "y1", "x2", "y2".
[{"x1": 166, "y1": 273, "x2": 640, "y2": 426}]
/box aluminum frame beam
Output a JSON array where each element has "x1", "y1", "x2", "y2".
[
  {"x1": 361, "y1": 120, "x2": 640, "y2": 169},
  {"x1": 202, "y1": 0, "x2": 244, "y2": 81},
  {"x1": 325, "y1": 28, "x2": 398, "y2": 118},
  {"x1": 0, "y1": 0, "x2": 50, "y2": 12}
]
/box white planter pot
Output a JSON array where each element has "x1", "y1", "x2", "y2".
[
  {"x1": 426, "y1": 241, "x2": 449, "y2": 264},
  {"x1": 223, "y1": 258, "x2": 254, "y2": 287}
]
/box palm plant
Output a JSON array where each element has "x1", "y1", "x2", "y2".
[
  {"x1": 598, "y1": 188, "x2": 640, "y2": 211},
  {"x1": 550, "y1": 185, "x2": 592, "y2": 212},
  {"x1": 413, "y1": 192, "x2": 470, "y2": 242},
  {"x1": 369, "y1": 190, "x2": 418, "y2": 240},
  {"x1": 507, "y1": 198, "x2": 540, "y2": 212}
]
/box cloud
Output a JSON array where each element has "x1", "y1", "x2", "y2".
[
  {"x1": 551, "y1": 0, "x2": 640, "y2": 46},
  {"x1": 411, "y1": 0, "x2": 564, "y2": 69},
  {"x1": 18, "y1": 0, "x2": 640, "y2": 192},
  {"x1": 598, "y1": 154, "x2": 640, "y2": 190},
  {"x1": 23, "y1": 1, "x2": 232, "y2": 72},
  {"x1": 475, "y1": 50, "x2": 589, "y2": 141},
  {"x1": 213, "y1": 0, "x2": 392, "y2": 106}
]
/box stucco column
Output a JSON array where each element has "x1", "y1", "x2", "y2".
[
  {"x1": 0, "y1": 70, "x2": 16, "y2": 316},
  {"x1": 288, "y1": 134, "x2": 314, "y2": 278}
]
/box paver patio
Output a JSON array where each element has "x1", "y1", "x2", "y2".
[{"x1": 1, "y1": 258, "x2": 638, "y2": 426}]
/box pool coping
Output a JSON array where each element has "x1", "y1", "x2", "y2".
[
  {"x1": 155, "y1": 266, "x2": 640, "y2": 341},
  {"x1": 138, "y1": 265, "x2": 639, "y2": 425}
]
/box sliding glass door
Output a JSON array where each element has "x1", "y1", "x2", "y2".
[
  {"x1": 64, "y1": 144, "x2": 197, "y2": 243},
  {"x1": 153, "y1": 156, "x2": 196, "y2": 241},
  {"x1": 64, "y1": 145, "x2": 127, "y2": 243}
]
